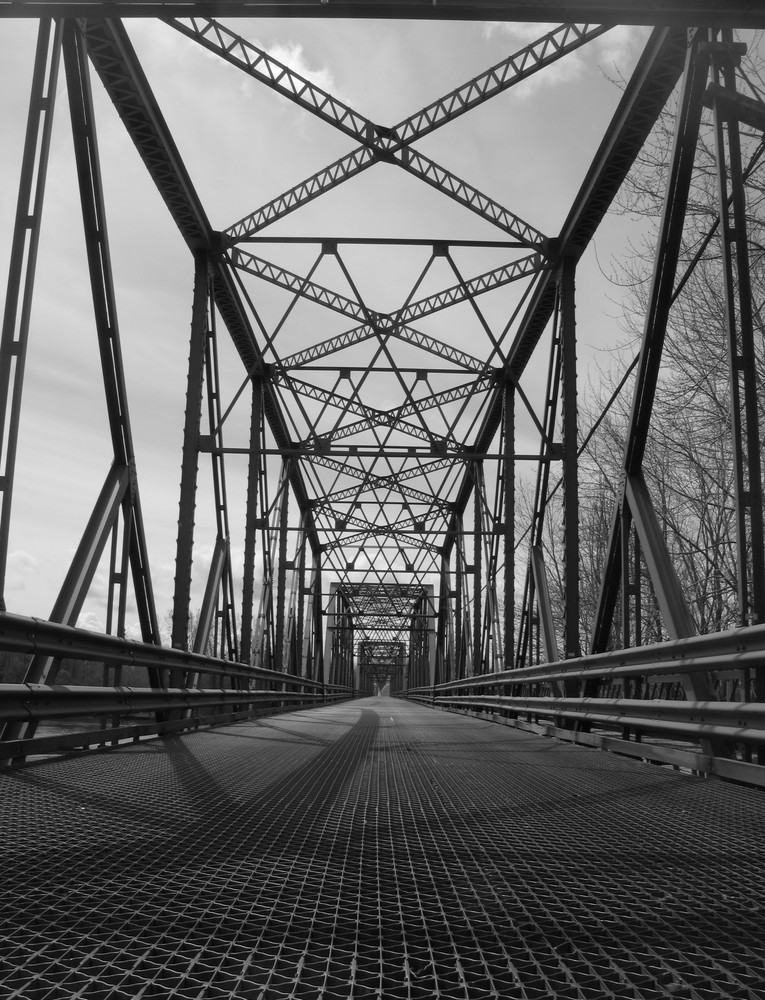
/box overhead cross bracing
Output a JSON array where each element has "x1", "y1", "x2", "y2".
[{"x1": 2, "y1": 0, "x2": 765, "y2": 792}]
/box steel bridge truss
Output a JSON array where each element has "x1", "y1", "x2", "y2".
[{"x1": 2, "y1": 3, "x2": 765, "y2": 783}]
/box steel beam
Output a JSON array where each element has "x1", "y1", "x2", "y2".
[
  {"x1": 172, "y1": 253, "x2": 209, "y2": 667},
  {"x1": 443, "y1": 26, "x2": 689, "y2": 562},
  {"x1": 80, "y1": 17, "x2": 322, "y2": 556},
  {"x1": 559, "y1": 257, "x2": 581, "y2": 663},
  {"x1": 240, "y1": 376, "x2": 263, "y2": 665},
  {"x1": 624, "y1": 473, "x2": 696, "y2": 642},
  {"x1": 502, "y1": 383, "x2": 515, "y2": 670},
  {"x1": 472, "y1": 465, "x2": 482, "y2": 676},
  {"x1": 26, "y1": 462, "x2": 130, "y2": 684},
  {"x1": 622, "y1": 33, "x2": 709, "y2": 476},
  {"x1": 274, "y1": 461, "x2": 291, "y2": 671},
  {"x1": 0, "y1": 20, "x2": 62, "y2": 611},
  {"x1": 591, "y1": 31, "x2": 710, "y2": 651},
  {"x1": 709, "y1": 35, "x2": 765, "y2": 642},
  {"x1": 2, "y1": 2, "x2": 762, "y2": 27},
  {"x1": 64, "y1": 20, "x2": 161, "y2": 649},
  {"x1": 194, "y1": 534, "x2": 227, "y2": 656}
]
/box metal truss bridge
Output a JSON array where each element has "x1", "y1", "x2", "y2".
[{"x1": 2, "y1": 2, "x2": 765, "y2": 998}]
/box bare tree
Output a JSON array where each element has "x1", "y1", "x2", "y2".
[{"x1": 519, "y1": 31, "x2": 765, "y2": 658}]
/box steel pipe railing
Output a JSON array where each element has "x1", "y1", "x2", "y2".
[
  {"x1": 0, "y1": 610, "x2": 355, "y2": 763},
  {"x1": 429, "y1": 621, "x2": 765, "y2": 691},
  {"x1": 0, "y1": 610, "x2": 319, "y2": 684},
  {"x1": 431, "y1": 694, "x2": 765, "y2": 740},
  {"x1": 0, "y1": 685, "x2": 327, "y2": 722},
  {"x1": 406, "y1": 622, "x2": 765, "y2": 788}
]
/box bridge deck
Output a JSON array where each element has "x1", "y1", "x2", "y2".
[{"x1": 1, "y1": 697, "x2": 764, "y2": 1000}]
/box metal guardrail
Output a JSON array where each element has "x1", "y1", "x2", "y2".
[
  {"x1": 407, "y1": 623, "x2": 765, "y2": 788},
  {"x1": 0, "y1": 611, "x2": 355, "y2": 763}
]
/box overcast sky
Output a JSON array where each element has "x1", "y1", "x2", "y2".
[{"x1": 0, "y1": 15, "x2": 653, "y2": 636}]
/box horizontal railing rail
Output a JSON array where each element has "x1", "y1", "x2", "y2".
[
  {"x1": 0, "y1": 684, "x2": 328, "y2": 721},
  {"x1": 0, "y1": 611, "x2": 355, "y2": 763},
  {"x1": 432, "y1": 623, "x2": 765, "y2": 689},
  {"x1": 406, "y1": 623, "x2": 765, "y2": 789}
]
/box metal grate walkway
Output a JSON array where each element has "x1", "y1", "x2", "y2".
[{"x1": 1, "y1": 697, "x2": 764, "y2": 1000}]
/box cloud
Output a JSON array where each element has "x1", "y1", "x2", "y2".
[
  {"x1": 595, "y1": 25, "x2": 651, "y2": 72},
  {"x1": 6, "y1": 550, "x2": 40, "y2": 593},
  {"x1": 483, "y1": 20, "x2": 553, "y2": 45},
  {"x1": 481, "y1": 22, "x2": 649, "y2": 95},
  {"x1": 267, "y1": 41, "x2": 340, "y2": 98},
  {"x1": 237, "y1": 37, "x2": 350, "y2": 115},
  {"x1": 75, "y1": 610, "x2": 145, "y2": 641},
  {"x1": 124, "y1": 622, "x2": 144, "y2": 641},
  {"x1": 76, "y1": 610, "x2": 105, "y2": 633}
]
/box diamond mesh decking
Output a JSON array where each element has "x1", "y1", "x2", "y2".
[{"x1": 1, "y1": 697, "x2": 764, "y2": 1000}]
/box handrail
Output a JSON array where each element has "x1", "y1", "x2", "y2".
[
  {"x1": 0, "y1": 610, "x2": 356, "y2": 763},
  {"x1": 405, "y1": 623, "x2": 765, "y2": 788},
  {"x1": 0, "y1": 609, "x2": 323, "y2": 686},
  {"x1": 432, "y1": 694, "x2": 765, "y2": 738},
  {"x1": 430, "y1": 621, "x2": 765, "y2": 690},
  {"x1": 0, "y1": 684, "x2": 326, "y2": 722}
]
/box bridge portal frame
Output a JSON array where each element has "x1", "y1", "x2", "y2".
[{"x1": 0, "y1": 4, "x2": 765, "y2": 782}]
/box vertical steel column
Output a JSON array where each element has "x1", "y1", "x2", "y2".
[
  {"x1": 240, "y1": 376, "x2": 263, "y2": 665},
  {"x1": 427, "y1": 586, "x2": 437, "y2": 686},
  {"x1": 413, "y1": 592, "x2": 428, "y2": 687},
  {"x1": 252, "y1": 439, "x2": 284, "y2": 670},
  {"x1": 633, "y1": 526, "x2": 643, "y2": 647},
  {"x1": 300, "y1": 546, "x2": 319, "y2": 682},
  {"x1": 323, "y1": 581, "x2": 337, "y2": 686},
  {"x1": 108, "y1": 492, "x2": 132, "y2": 642},
  {"x1": 0, "y1": 20, "x2": 62, "y2": 610},
  {"x1": 274, "y1": 460, "x2": 290, "y2": 671},
  {"x1": 455, "y1": 514, "x2": 464, "y2": 677},
  {"x1": 203, "y1": 303, "x2": 238, "y2": 663},
  {"x1": 312, "y1": 553, "x2": 325, "y2": 689},
  {"x1": 503, "y1": 381, "x2": 515, "y2": 670},
  {"x1": 559, "y1": 256, "x2": 581, "y2": 663},
  {"x1": 172, "y1": 252, "x2": 209, "y2": 667},
  {"x1": 472, "y1": 465, "x2": 482, "y2": 677},
  {"x1": 294, "y1": 519, "x2": 308, "y2": 677},
  {"x1": 435, "y1": 553, "x2": 450, "y2": 684},
  {"x1": 710, "y1": 33, "x2": 765, "y2": 650},
  {"x1": 621, "y1": 508, "x2": 633, "y2": 650},
  {"x1": 517, "y1": 301, "x2": 564, "y2": 668}
]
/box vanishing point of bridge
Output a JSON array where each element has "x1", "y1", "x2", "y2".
[{"x1": 1, "y1": 2, "x2": 765, "y2": 998}]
